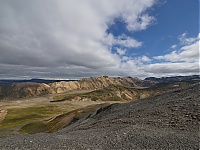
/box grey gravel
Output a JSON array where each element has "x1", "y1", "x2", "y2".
[{"x1": 0, "y1": 83, "x2": 199, "y2": 150}]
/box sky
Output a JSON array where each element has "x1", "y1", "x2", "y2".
[{"x1": 0, "y1": 0, "x2": 199, "y2": 79}]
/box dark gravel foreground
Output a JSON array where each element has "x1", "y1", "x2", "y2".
[{"x1": 0, "y1": 83, "x2": 199, "y2": 150}]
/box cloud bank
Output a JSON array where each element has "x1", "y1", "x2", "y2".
[
  {"x1": 0, "y1": 0, "x2": 199, "y2": 79},
  {"x1": 151, "y1": 33, "x2": 199, "y2": 77}
]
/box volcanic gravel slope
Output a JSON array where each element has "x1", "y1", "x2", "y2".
[{"x1": 0, "y1": 83, "x2": 199, "y2": 149}]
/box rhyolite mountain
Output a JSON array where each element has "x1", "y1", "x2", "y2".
[
  {"x1": 0, "y1": 76, "x2": 156, "y2": 99},
  {"x1": 0, "y1": 75, "x2": 199, "y2": 100}
]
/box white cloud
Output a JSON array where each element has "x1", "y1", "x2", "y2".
[
  {"x1": 126, "y1": 14, "x2": 155, "y2": 31},
  {"x1": 144, "y1": 62, "x2": 199, "y2": 77},
  {"x1": 178, "y1": 32, "x2": 198, "y2": 45},
  {"x1": 0, "y1": 1, "x2": 198, "y2": 79},
  {"x1": 0, "y1": 0, "x2": 155, "y2": 71},
  {"x1": 154, "y1": 34, "x2": 199, "y2": 63},
  {"x1": 114, "y1": 35, "x2": 142, "y2": 48},
  {"x1": 101, "y1": 34, "x2": 142, "y2": 48},
  {"x1": 171, "y1": 44, "x2": 177, "y2": 49},
  {"x1": 122, "y1": 56, "x2": 130, "y2": 61},
  {"x1": 116, "y1": 48, "x2": 126, "y2": 56},
  {"x1": 141, "y1": 55, "x2": 151, "y2": 62},
  {"x1": 150, "y1": 33, "x2": 199, "y2": 77}
]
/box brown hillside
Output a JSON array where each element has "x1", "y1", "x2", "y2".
[{"x1": 0, "y1": 76, "x2": 156, "y2": 99}]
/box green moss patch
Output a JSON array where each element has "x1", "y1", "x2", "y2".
[
  {"x1": 19, "y1": 121, "x2": 49, "y2": 134},
  {"x1": 0, "y1": 105, "x2": 62, "y2": 131}
]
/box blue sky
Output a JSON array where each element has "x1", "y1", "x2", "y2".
[
  {"x1": 108, "y1": 0, "x2": 199, "y2": 58},
  {"x1": 0, "y1": 0, "x2": 199, "y2": 79}
]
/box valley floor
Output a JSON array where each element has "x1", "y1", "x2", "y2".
[{"x1": 0, "y1": 90, "x2": 123, "y2": 136}]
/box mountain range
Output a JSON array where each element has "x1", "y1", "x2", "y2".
[
  {"x1": 0, "y1": 75, "x2": 199, "y2": 100},
  {"x1": 0, "y1": 76, "x2": 156, "y2": 99}
]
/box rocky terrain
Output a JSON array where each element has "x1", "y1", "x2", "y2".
[
  {"x1": 0, "y1": 76, "x2": 156, "y2": 99},
  {"x1": 0, "y1": 80, "x2": 199, "y2": 149}
]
